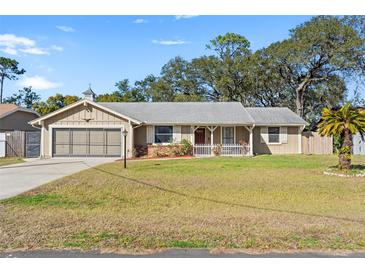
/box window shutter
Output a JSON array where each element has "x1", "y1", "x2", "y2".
[
  {"x1": 280, "y1": 127, "x2": 288, "y2": 144},
  {"x1": 146, "y1": 126, "x2": 154, "y2": 144},
  {"x1": 260, "y1": 127, "x2": 268, "y2": 143},
  {"x1": 173, "y1": 125, "x2": 181, "y2": 143}
]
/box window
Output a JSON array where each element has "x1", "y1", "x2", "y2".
[
  {"x1": 222, "y1": 127, "x2": 234, "y2": 144},
  {"x1": 268, "y1": 127, "x2": 280, "y2": 143},
  {"x1": 155, "y1": 126, "x2": 173, "y2": 143}
]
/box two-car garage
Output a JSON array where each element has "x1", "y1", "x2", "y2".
[
  {"x1": 52, "y1": 128, "x2": 122, "y2": 157},
  {"x1": 31, "y1": 98, "x2": 136, "y2": 158}
]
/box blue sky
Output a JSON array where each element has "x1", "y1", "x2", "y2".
[{"x1": 1, "y1": 15, "x2": 348, "y2": 100}]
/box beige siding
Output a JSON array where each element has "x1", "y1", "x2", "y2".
[
  {"x1": 45, "y1": 104, "x2": 127, "y2": 126},
  {"x1": 253, "y1": 126, "x2": 300, "y2": 154},
  {"x1": 0, "y1": 111, "x2": 39, "y2": 131},
  {"x1": 134, "y1": 126, "x2": 147, "y2": 145},
  {"x1": 213, "y1": 127, "x2": 221, "y2": 144},
  {"x1": 42, "y1": 104, "x2": 132, "y2": 158},
  {"x1": 235, "y1": 126, "x2": 249, "y2": 144},
  {"x1": 178, "y1": 126, "x2": 249, "y2": 145},
  {"x1": 181, "y1": 126, "x2": 192, "y2": 142}
]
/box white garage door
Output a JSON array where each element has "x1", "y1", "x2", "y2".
[{"x1": 53, "y1": 128, "x2": 121, "y2": 157}]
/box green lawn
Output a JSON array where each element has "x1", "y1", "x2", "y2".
[
  {"x1": 1, "y1": 155, "x2": 365, "y2": 252},
  {"x1": 0, "y1": 157, "x2": 24, "y2": 167}
]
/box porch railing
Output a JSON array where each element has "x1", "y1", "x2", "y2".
[{"x1": 193, "y1": 144, "x2": 250, "y2": 157}]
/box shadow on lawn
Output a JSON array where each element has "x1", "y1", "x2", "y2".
[
  {"x1": 328, "y1": 164, "x2": 365, "y2": 171},
  {"x1": 90, "y1": 165, "x2": 365, "y2": 227}
]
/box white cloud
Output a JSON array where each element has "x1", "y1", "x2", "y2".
[
  {"x1": 50, "y1": 45, "x2": 63, "y2": 52},
  {"x1": 175, "y1": 15, "x2": 199, "y2": 20},
  {"x1": 56, "y1": 25, "x2": 75, "y2": 32},
  {"x1": 133, "y1": 18, "x2": 148, "y2": 24},
  {"x1": 0, "y1": 34, "x2": 35, "y2": 48},
  {"x1": 0, "y1": 47, "x2": 17, "y2": 55},
  {"x1": 152, "y1": 39, "x2": 189, "y2": 45},
  {"x1": 0, "y1": 33, "x2": 52, "y2": 56},
  {"x1": 19, "y1": 47, "x2": 49, "y2": 55},
  {"x1": 0, "y1": 34, "x2": 37, "y2": 55},
  {"x1": 19, "y1": 76, "x2": 61, "y2": 90}
]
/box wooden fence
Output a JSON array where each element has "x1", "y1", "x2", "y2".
[
  {"x1": 2, "y1": 130, "x2": 40, "y2": 158},
  {"x1": 302, "y1": 131, "x2": 333, "y2": 155},
  {"x1": 5, "y1": 130, "x2": 26, "y2": 157}
]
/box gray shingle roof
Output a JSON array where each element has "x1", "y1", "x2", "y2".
[
  {"x1": 245, "y1": 107, "x2": 307, "y2": 125},
  {"x1": 98, "y1": 102, "x2": 307, "y2": 125},
  {"x1": 99, "y1": 102, "x2": 254, "y2": 125}
]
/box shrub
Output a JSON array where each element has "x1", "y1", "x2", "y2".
[
  {"x1": 180, "y1": 139, "x2": 193, "y2": 156},
  {"x1": 212, "y1": 144, "x2": 222, "y2": 156}
]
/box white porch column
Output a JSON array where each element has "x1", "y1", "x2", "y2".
[
  {"x1": 206, "y1": 126, "x2": 217, "y2": 156},
  {"x1": 249, "y1": 128, "x2": 253, "y2": 156},
  {"x1": 129, "y1": 125, "x2": 134, "y2": 158},
  {"x1": 244, "y1": 125, "x2": 254, "y2": 156},
  {"x1": 40, "y1": 121, "x2": 44, "y2": 158},
  {"x1": 210, "y1": 129, "x2": 214, "y2": 155},
  {"x1": 298, "y1": 125, "x2": 304, "y2": 154}
]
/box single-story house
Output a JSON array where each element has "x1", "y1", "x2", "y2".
[
  {"x1": 0, "y1": 103, "x2": 40, "y2": 132},
  {"x1": 30, "y1": 88, "x2": 307, "y2": 158}
]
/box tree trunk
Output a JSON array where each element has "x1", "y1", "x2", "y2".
[
  {"x1": 0, "y1": 75, "x2": 4, "y2": 103},
  {"x1": 295, "y1": 87, "x2": 305, "y2": 118},
  {"x1": 339, "y1": 154, "x2": 351, "y2": 170},
  {"x1": 339, "y1": 129, "x2": 352, "y2": 170},
  {"x1": 295, "y1": 77, "x2": 311, "y2": 118}
]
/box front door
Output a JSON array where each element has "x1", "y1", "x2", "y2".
[{"x1": 194, "y1": 128, "x2": 205, "y2": 144}]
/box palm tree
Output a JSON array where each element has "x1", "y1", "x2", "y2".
[{"x1": 318, "y1": 103, "x2": 365, "y2": 170}]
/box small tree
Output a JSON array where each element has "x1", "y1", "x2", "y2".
[
  {"x1": 318, "y1": 104, "x2": 365, "y2": 170},
  {"x1": 0, "y1": 57, "x2": 26, "y2": 103},
  {"x1": 33, "y1": 93, "x2": 79, "y2": 115},
  {"x1": 4, "y1": 86, "x2": 40, "y2": 108}
]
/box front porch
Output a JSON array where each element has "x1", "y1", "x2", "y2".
[
  {"x1": 191, "y1": 125, "x2": 253, "y2": 157},
  {"x1": 193, "y1": 143, "x2": 251, "y2": 157}
]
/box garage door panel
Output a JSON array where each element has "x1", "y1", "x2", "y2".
[
  {"x1": 53, "y1": 129, "x2": 70, "y2": 156},
  {"x1": 106, "y1": 130, "x2": 121, "y2": 145},
  {"x1": 54, "y1": 128, "x2": 70, "y2": 141},
  {"x1": 54, "y1": 144, "x2": 70, "y2": 155},
  {"x1": 89, "y1": 129, "x2": 104, "y2": 143},
  {"x1": 89, "y1": 145, "x2": 105, "y2": 156},
  {"x1": 89, "y1": 129, "x2": 105, "y2": 156},
  {"x1": 106, "y1": 130, "x2": 121, "y2": 156},
  {"x1": 53, "y1": 128, "x2": 121, "y2": 157},
  {"x1": 71, "y1": 129, "x2": 88, "y2": 156},
  {"x1": 106, "y1": 145, "x2": 121, "y2": 156}
]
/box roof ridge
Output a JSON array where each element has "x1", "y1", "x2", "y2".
[
  {"x1": 241, "y1": 106, "x2": 255, "y2": 123},
  {"x1": 99, "y1": 101, "x2": 242, "y2": 104},
  {"x1": 245, "y1": 106, "x2": 289, "y2": 109}
]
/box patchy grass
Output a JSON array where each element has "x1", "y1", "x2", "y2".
[
  {"x1": 326, "y1": 165, "x2": 365, "y2": 176},
  {"x1": 1, "y1": 155, "x2": 365, "y2": 252},
  {"x1": 0, "y1": 157, "x2": 23, "y2": 167}
]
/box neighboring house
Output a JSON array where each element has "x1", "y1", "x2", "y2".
[
  {"x1": 30, "y1": 88, "x2": 307, "y2": 158},
  {"x1": 0, "y1": 104, "x2": 40, "y2": 132},
  {"x1": 353, "y1": 133, "x2": 365, "y2": 155}
]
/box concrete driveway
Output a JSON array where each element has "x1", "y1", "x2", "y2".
[{"x1": 0, "y1": 158, "x2": 117, "y2": 200}]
